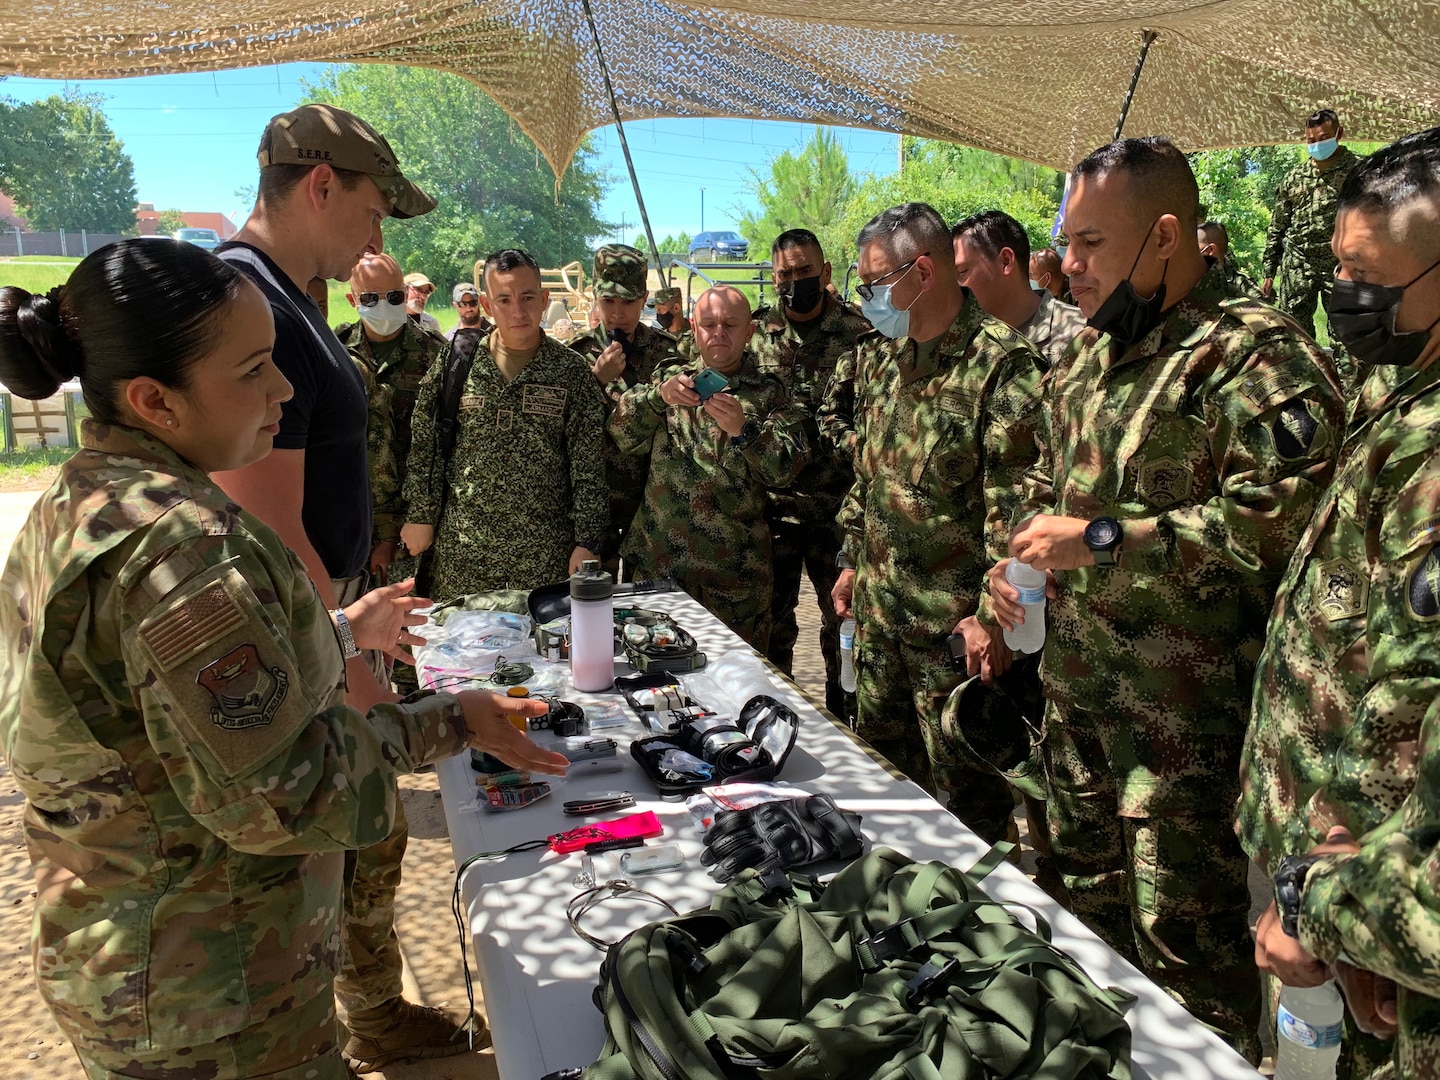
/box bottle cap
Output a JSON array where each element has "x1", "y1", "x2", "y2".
[
  {"x1": 506, "y1": 686, "x2": 530, "y2": 698},
  {"x1": 570, "y1": 559, "x2": 614, "y2": 601}
]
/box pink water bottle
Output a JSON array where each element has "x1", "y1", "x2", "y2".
[{"x1": 569, "y1": 560, "x2": 614, "y2": 692}]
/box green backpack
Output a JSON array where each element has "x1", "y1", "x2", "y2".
[{"x1": 554, "y1": 847, "x2": 1133, "y2": 1080}]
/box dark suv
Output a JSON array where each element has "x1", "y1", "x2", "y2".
[{"x1": 689, "y1": 231, "x2": 749, "y2": 261}]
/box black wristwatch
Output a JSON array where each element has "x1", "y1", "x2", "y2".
[
  {"x1": 730, "y1": 420, "x2": 761, "y2": 448},
  {"x1": 1274, "y1": 854, "x2": 1319, "y2": 938},
  {"x1": 1084, "y1": 515, "x2": 1123, "y2": 567}
]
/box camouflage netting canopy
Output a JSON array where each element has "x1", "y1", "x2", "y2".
[{"x1": 2, "y1": 0, "x2": 1439, "y2": 177}]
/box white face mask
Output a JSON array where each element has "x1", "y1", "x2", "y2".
[{"x1": 358, "y1": 299, "x2": 408, "y2": 337}]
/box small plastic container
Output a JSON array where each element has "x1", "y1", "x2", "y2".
[{"x1": 570, "y1": 560, "x2": 615, "y2": 692}]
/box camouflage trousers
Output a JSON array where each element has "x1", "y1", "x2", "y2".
[
  {"x1": 335, "y1": 795, "x2": 409, "y2": 1015},
  {"x1": 766, "y1": 515, "x2": 850, "y2": 719},
  {"x1": 674, "y1": 573, "x2": 773, "y2": 654},
  {"x1": 854, "y1": 627, "x2": 1017, "y2": 844},
  {"x1": 1276, "y1": 257, "x2": 1335, "y2": 341},
  {"x1": 76, "y1": 987, "x2": 346, "y2": 1079},
  {"x1": 1044, "y1": 709, "x2": 1261, "y2": 1061}
]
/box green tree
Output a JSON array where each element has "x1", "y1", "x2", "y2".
[
  {"x1": 1188, "y1": 145, "x2": 1301, "y2": 277},
  {"x1": 737, "y1": 127, "x2": 857, "y2": 267},
  {"x1": 301, "y1": 65, "x2": 612, "y2": 288},
  {"x1": 0, "y1": 92, "x2": 137, "y2": 232},
  {"x1": 156, "y1": 209, "x2": 187, "y2": 236},
  {"x1": 834, "y1": 138, "x2": 1063, "y2": 270}
]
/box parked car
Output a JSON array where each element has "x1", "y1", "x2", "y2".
[
  {"x1": 174, "y1": 227, "x2": 222, "y2": 251},
  {"x1": 689, "y1": 231, "x2": 749, "y2": 261}
]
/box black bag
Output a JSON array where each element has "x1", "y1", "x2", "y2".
[{"x1": 629, "y1": 694, "x2": 800, "y2": 799}]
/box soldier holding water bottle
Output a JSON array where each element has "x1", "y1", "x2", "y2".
[{"x1": 985, "y1": 137, "x2": 1343, "y2": 1060}]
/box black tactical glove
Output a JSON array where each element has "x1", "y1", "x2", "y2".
[{"x1": 700, "y1": 794, "x2": 864, "y2": 882}]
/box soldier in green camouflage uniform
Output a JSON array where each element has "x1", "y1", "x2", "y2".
[
  {"x1": 653, "y1": 285, "x2": 691, "y2": 336},
  {"x1": 0, "y1": 243, "x2": 568, "y2": 1079},
  {"x1": 610, "y1": 285, "x2": 808, "y2": 650},
  {"x1": 567, "y1": 245, "x2": 680, "y2": 576},
  {"x1": 402, "y1": 249, "x2": 609, "y2": 602},
  {"x1": 1262, "y1": 110, "x2": 1360, "y2": 344},
  {"x1": 1241, "y1": 127, "x2": 1440, "y2": 1080},
  {"x1": 989, "y1": 139, "x2": 1344, "y2": 1060},
  {"x1": 1199, "y1": 221, "x2": 1261, "y2": 299},
  {"x1": 828, "y1": 203, "x2": 1044, "y2": 845},
  {"x1": 753, "y1": 229, "x2": 872, "y2": 716},
  {"x1": 336, "y1": 253, "x2": 446, "y2": 588}
]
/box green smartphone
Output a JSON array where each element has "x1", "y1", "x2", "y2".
[{"x1": 692, "y1": 368, "x2": 730, "y2": 402}]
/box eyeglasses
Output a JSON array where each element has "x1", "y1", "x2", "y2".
[
  {"x1": 456, "y1": 299, "x2": 479, "y2": 308},
  {"x1": 856, "y1": 254, "x2": 926, "y2": 301},
  {"x1": 359, "y1": 290, "x2": 406, "y2": 306},
  {"x1": 407, "y1": 283, "x2": 435, "y2": 295}
]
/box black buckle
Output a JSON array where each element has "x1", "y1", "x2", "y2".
[
  {"x1": 904, "y1": 958, "x2": 960, "y2": 1006},
  {"x1": 757, "y1": 864, "x2": 794, "y2": 899},
  {"x1": 857, "y1": 918, "x2": 922, "y2": 968}
]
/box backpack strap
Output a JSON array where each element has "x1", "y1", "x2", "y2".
[{"x1": 965, "y1": 840, "x2": 1015, "y2": 883}]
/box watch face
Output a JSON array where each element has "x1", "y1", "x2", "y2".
[{"x1": 1087, "y1": 517, "x2": 1121, "y2": 549}]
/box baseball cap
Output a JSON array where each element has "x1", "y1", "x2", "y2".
[
  {"x1": 652, "y1": 286, "x2": 682, "y2": 305},
  {"x1": 593, "y1": 244, "x2": 648, "y2": 300},
  {"x1": 257, "y1": 104, "x2": 436, "y2": 219},
  {"x1": 404, "y1": 272, "x2": 435, "y2": 293},
  {"x1": 453, "y1": 282, "x2": 480, "y2": 302}
]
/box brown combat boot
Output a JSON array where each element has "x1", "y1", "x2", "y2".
[{"x1": 342, "y1": 998, "x2": 490, "y2": 1073}]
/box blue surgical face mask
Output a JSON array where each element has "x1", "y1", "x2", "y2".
[
  {"x1": 859, "y1": 261, "x2": 922, "y2": 339},
  {"x1": 1307, "y1": 137, "x2": 1339, "y2": 162}
]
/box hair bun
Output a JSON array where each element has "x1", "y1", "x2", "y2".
[{"x1": 16, "y1": 285, "x2": 80, "y2": 384}]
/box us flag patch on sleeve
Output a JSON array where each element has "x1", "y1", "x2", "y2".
[{"x1": 142, "y1": 582, "x2": 246, "y2": 671}]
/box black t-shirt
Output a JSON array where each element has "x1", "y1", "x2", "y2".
[{"x1": 216, "y1": 242, "x2": 372, "y2": 580}]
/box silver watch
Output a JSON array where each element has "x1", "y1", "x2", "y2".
[{"x1": 332, "y1": 609, "x2": 361, "y2": 659}]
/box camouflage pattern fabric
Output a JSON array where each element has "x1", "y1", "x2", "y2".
[
  {"x1": 1019, "y1": 266, "x2": 1345, "y2": 1057},
  {"x1": 0, "y1": 421, "x2": 468, "y2": 1069},
  {"x1": 592, "y1": 243, "x2": 648, "y2": 300},
  {"x1": 1220, "y1": 251, "x2": 1261, "y2": 300},
  {"x1": 1013, "y1": 288, "x2": 1088, "y2": 373},
  {"x1": 1241, "y1": 359, "x2": 1440, "y2": 1077},
  {"x1": 829, "y1": 291, "x2": 1044, "y2": 843},
  {"x1": 337, "y1": 319, "x2": 445, "y2": 549},
  {"x1": 1262, "y1": 146, "x2": 1360, "y2": 338},
  {"x1": 568, "y1": 321, "x2": 680, "y2": 565},
  {"x1": 403, "y1": 334, "x2": 609, "y2": 601},
  {"x1": 751, "y1": 293, "x2": 872, "y2": 712},
  {"x1": 609, "y1": 351, "x2": 808, "y2": 651}
]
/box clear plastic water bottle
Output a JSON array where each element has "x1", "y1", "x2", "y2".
[
  {"x1": 839, "y1": 618, "x2": 857, "y2": 693},
  {"x1": 1275, "y1": 982, "x2": 1343, "y2": 1080},
  {"x1": 1002, "y1": 560, "x2": 1047, "y2": 655}
]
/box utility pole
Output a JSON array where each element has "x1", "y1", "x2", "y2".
[{"x1": 699, "y1": 188, "x2": 706, "y2": 233}]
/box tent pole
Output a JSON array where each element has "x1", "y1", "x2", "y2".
[
  {"x1": 580, "y1": 0, "x2": 668, "y2": 286},
  {"x1": 1113, "y1": 29, "x2": 1159, "y2": 141}
]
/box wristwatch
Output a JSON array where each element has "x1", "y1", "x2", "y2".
[
  {"x1": 1084, "y1": 516, "x2": 1123, "y2": 567},
  {"x1": 1274, "y1": 854, "x2": 1319, "y2": 938},
  {"x1": 332, "y1": 609, "x2": 361, "y2": 659},
  {"x1": 730, "y1": 420, "x2": 761, "y2": 448}
]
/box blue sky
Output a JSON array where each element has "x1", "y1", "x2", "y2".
[{"x1": 1, "y1": 64, "x2": 902, "y2": 242}]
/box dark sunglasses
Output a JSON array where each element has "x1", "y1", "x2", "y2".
[
  {"x1": 456, "y1": 298, "x2": 479, "y2": 308},
  {"x1": 856, "y1": 254, "x2": 926, "y2": 301},
  {"x1": 359, "y1": 290, "x2": 406, "y2": 306}
]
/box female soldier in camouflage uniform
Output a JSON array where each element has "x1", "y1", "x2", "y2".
[{"x1": 0, "y1": 240, "x2": 565, "y2": 1080}]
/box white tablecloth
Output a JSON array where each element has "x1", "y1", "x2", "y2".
[{"x1": 434, "y1": 589, "x2": 1258, "y2": 1079}]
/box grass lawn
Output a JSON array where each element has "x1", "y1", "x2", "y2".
[
  {"x1": 0, "y1": 446, "x2": 71, "y2": 492},
  {"x1": 0, "y1": 260, "x2": 80, "y2": 297}
]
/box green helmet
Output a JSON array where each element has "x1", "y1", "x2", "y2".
[{"x1": 939, "y1": 663, "x2": 1048, "y2": 802}]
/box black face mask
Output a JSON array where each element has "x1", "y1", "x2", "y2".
[
  {"x1": 1087, "y1": 220, "x2": 1169, "y2": 349},
  {"x1": 778, "y1": 275, "x2": 824, "y2": 316},
  {"x1": 1326, "y1": 258, "x2": 1440, "y2": 367},
  {"x1": 656, "y1": 310, "x2": 675, "y2": 330}
]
